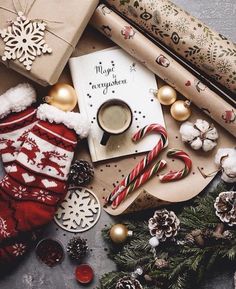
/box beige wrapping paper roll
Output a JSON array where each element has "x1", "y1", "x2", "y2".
[
  {"x1": 105, "y1": 0, "x2": 236, "y2": 94},
  {"x1": 90, "y1": 5, "x2": 236, "y2": 137}
]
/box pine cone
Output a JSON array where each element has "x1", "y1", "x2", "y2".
[
  {"x1": 116, "y1": 276, "x2": 143, "y2": 289},
  {"x1": 68, "y1": 160, "x2": 94, "y2": 186},
  {"x1": 66, "y1": 237, "x2": 88, "y2": 261},
  {"x1": 155, "y1": 258, "x2": 169, "y2": 269},
  {"x1": 214, "y1": 191, "x2": 236, "y2": 226},
  {"x1": 148, "y1": 209, "x2": 180, "y2": 242}
]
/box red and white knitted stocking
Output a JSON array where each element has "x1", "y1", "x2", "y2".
[
  {"x1": 0, "y1": 103, "x2": 89, "y2": 263},
  {"x1": 0, "y1": 83, "x2": 37, "y2": 172}
]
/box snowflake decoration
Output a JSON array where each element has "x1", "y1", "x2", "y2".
[
  {"x1": 54, "y1": 187, "x2": 101, "y2": 233},
  {"x1": 0, "y1": 217, "x2": 10, "y2": 238},
  {"x1": 13, "y1": 185, "x2": 27, "y2": 199},
  {"x1": 1, "y1": 176, "x2": 11, "y2": 188},
  {"x1": 32, "y1": 190, "x2": 53, "y2": 202},
  {"x1": 12, "y1": 243, "x2": 26, "y2": 256},
  {"x1": 0, "y1": 11, "x2": 52, "y2": 70}
]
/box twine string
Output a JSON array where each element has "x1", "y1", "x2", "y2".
[{"x1": 0, "y1": 0, "x2": 75, "y2": 50}]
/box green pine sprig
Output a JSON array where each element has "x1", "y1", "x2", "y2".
[{"x1": 99, "y1": 183, "x2": 236, "y2": 289}]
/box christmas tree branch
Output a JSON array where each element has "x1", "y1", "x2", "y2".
[{"x1": 99, "y1": 183, "x2": 236, "y2": 289}]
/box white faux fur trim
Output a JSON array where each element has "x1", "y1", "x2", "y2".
[
  {"x1": 37, "y1": 103, "x2": 90, "y2": 138},
  {"x1": 0, "y1": 83, "x2": 36, "y2": 119}
]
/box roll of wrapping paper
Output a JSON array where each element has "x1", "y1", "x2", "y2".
[
  {"x1": 90, "y1": 5, "x2": 236, "y2": 137},
  {"x1": 104, "y1": 0, "x2": 236, "y2": 95}
]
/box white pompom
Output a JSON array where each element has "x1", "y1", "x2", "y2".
[{"x1": 149, "y1": 237, "x2": 160, "y2": 247}]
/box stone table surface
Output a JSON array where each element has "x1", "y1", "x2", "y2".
[{"x1": 0, "y1": 1, "x2": 235, "y2": 289}]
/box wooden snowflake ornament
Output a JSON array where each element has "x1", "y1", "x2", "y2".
[
  {"x1": 0, "y1": 11, "x2": 52, "y2": 70},
  {"x1": 54, "y1": 187, "x2": 101, "y2": 233}
]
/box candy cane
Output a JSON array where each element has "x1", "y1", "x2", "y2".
[
  {"x1": 159, "y1": 149, "x2": 192, "y2": 182},
  {"x1": 112, "y1": 159, "x2": 167, "y2": 208},
  {"x1": 105, "y1": 124, "x2": 167, "y2": 205}
]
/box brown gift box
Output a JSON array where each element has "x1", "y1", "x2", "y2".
[{"x1": 0, "y1": 0, "x2": 98, "y2": 86}]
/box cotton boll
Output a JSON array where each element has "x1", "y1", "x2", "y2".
[
  {"x1": 179, "y1": 119, "x2": 218, "y2": 152},
  {"x1": 179, "y1": 122, "x2": 200, "y2": 142},
  {"x1": 215, "y1": 148, "x2": 236, "y2": 183},
  {"x1": 215, "y1": 148, "x2": 234, "y2": 165},
  {"x1": 202, "y1": 139, "x2": 217, "y2": 152},
  {"x1": 206, "y1": 127, "x2": 219, "y2": 140},
  {"x1": 195, "y1": 119, "x2": 210, "y2": 133},
  {"x1": 190, "y1": 137, "x2": 203, "y2": 150}
]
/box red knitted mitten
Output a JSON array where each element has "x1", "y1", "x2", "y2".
[
  {"x1": 0, "y1": 103, "x2": 89, "y2": 263},
  {"x1": 0, "y1": 83, "x2": 37, "y2": 173}
]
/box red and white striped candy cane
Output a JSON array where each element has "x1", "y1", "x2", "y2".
[
  {"x1": 112, "y1": 159, "x2": 167, "y2": 208},
  {"x1": 105, "y1": 124, "x2": 167, "y2": 205},
  {"x1": 159, "y1": 148, "x2": 192, "y2": 182}
]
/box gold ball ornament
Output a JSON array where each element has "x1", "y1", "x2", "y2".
[
  {"x1": 109, "y1": 224, "x2": 133, "y2": 244},
  {"x1": 170, "y1": 100, "x2": 191, "y2": 121},
  {"x1": 46, "y1": 83, "x2": 78, "y2": 112},
  {"x1": 157, "y1": 85, "x2": 177, "y2": 105}
]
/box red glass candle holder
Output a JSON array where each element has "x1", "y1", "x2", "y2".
[{"x1": 75, "y1": 264, "x2": 94, "y2": 284}]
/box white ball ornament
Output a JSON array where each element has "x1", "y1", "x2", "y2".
[{"x1": 149, "y1": 236, "x2": 160, "y2": 247}]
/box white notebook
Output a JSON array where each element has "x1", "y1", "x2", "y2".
[{"x1": 69, "y1": 48, "x2": 166, "y2": 162}]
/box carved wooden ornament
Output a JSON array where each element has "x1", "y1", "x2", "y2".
[
  {"x1": 0, "y1": 11, "x2": 52, "y2": 70},
  {"x1": 54, "y1": 187, "x2": 101, "y2": 233}
]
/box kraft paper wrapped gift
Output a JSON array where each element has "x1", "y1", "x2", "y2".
[{"x1": 0, "y1": 0, "x2": 98, "y2": 86}]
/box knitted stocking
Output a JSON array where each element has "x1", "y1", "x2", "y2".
[
  {"x1": 0, "y1": 83, "x2": 37, "y2": 172},
  {"x1": 0, "y1": 103, "x2": 89, "y2": 263}
]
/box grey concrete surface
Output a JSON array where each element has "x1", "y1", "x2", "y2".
[{"x1": 0, "y1": 1, "x2": 235, "y2": 288}]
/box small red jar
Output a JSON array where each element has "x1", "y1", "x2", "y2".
[{"x1": 75, "y1": 264, "x2": 94, "y2": 284}]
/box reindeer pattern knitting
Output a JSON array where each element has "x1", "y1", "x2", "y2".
[
  {"x1": 37, "y1": 151, "x2": 68, "y2": 177},
  {"x1": 16, "y1": 126, "x2": 73, "y2": 181}
]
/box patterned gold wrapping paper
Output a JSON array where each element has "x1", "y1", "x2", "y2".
[
  {"x1": 104, "y1": 0, "x2": 236, "y2": 94},
  {"x1": 90, "y1": 5, "x2": 236, "y2": 137}
]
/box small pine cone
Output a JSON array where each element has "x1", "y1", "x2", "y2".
[
  {"x1": 66, "y1": 237, "x2": 88, "y2": 261},
  {"x1": 148, "y1": 209, "x2": 180, "y2": 242},
  {"x1": 185, "y1": 233, "x2": 195, "y2": 244},
  {"x1": 155, "y1": 258, "x2": 169, "y2": 269},
  {"x1": 68, "y1": 160, "x2": 94, "y2": 186},
  {"x1": 116, "y1": 276, "x2": 143, "y2": 289},
  {"x1": 214, "y1": 191, "x2": 236, "y2": 226},
  {"x1": 144, "y1": 274, "x2": 153, "y2": 282}
]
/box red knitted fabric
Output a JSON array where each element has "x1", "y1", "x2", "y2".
[
  {"x1": 0, "y1": 101, "x2": 89, "y2": 264},
  {"x1": 0, "y1": 108, "x2": 38, "y2": 172},
  {"x1": 0, "y1": 83, "x2": 37, "y2": 172}
]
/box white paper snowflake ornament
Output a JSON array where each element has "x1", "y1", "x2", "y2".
[
  {"x1": 0, "y1": 11, "x2": 52, "y2": 70},
  {"x1": 54, "y1": 187, "x2": 101, "y2": 233}
]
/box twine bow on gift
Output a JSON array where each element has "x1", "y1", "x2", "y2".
[{"x1": 0, "y1": 0, "x2": 75, "y2": 71}]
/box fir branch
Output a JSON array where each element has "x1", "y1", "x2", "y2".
[{"x1": 99, "y1": 183, "x2": 236, "y2": 289}]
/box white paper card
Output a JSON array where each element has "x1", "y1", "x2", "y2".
[{"x1": 69, "y1": 48, "x2": 166, "y2": 162}]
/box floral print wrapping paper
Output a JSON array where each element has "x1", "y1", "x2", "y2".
[
  {"x1": 90, "y1": 5, "x2": 236, "y2": 137},
  {"x1": 104, "y1": 0, "x2": 236, "y2": 94}
]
